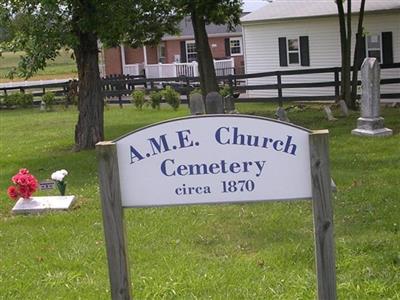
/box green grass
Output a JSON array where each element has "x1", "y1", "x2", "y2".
[
  {"x1": 0, "y1": 50, "x2": 77, "y2": 82},
  {"x1": 0, "y1": 103, "x2": 399, "y2": 299}
]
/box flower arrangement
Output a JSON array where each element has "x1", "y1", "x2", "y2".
[
  {"x1": 7, "y1": 168, "x2": 38, "y2": 200},
  {"x1": 51, "y1": 169, "x2": 68, "y2": 196}
]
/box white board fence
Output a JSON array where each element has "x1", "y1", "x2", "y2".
[{"x1": 96, "y1": 115, "x2": 336, "y2": 299}]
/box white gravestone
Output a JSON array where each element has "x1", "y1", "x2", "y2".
[
  {"x1": 352, "y1": 58, "x2": 392, "y2": 136},
  {"x1": 12, "y1": 196, "x2": 76, "y2": 214}
]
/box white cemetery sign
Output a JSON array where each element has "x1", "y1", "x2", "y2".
[{"x1": 96, "y1": 115, "x2": 336, "y2": 300}]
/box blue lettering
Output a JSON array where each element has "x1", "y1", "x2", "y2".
[
  {"x1": 273, "y1": 140, "x2": 284, "y2": 152},
  {"x1": 283, "y1": 135, "x2": 297, "y2": 155},
  {"x1": 148, "y1": 134, "x2": 170, "y2": 156},
  {"x1": 215, "y1": 127, "x2": 230, "y2": 145},
  {"x1": 160, "y1": 159, "x2": 175, "y2": 176},
  {"x1": 176, "y1": 129, "x2": 194, "y2": 148},
  {"x1": 130, "y1": 146, "x2": 144, "y2": 164}
]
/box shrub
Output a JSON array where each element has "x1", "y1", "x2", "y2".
[
  {"x1": 18, "y1": 93, "x2": 34, "y2": 108},
  {"x1": 162, "y1": 86, "x2": 180, "y2": 111},
  {"x1": 149, "y1": 91, "x2": 162, "y2": 110},
  {"x1": 42, "y1": 92, "x2": 56, "y2": 110},
  {"x1": 3, "y1": 92, "x2": 33, "y2": 108},
  {"x1": 1, "y1": 95, "x2": 16, "y2": 108},
  {"x1": 190, "y1": 88, "x2": 202, "y2": 96},
  {"x1": 131, "y1": 90, "x2": 146, "y2": 110},
  {"x1": 219, "y1": 84, "x2": 232, "y2": 98}
]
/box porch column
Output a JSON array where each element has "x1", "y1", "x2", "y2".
[
  {"x1": 120, "y1": 44, "x2": 126, "y2": 75},
  {"x1": 143, "y1": 46, "x2": 148, "y2": 66}
]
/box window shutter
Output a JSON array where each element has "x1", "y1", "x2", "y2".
[
  {"x1": 356, "y1": 33, "x2": 366, "y2": 68},
  {"x1": 299, "y1": 36, "x2": 310, "y2": 66},
  {"x1": 382, "y1": 32, "x2": 393, "y2": 65},
  {"x1": 180, "y1": 41, "x2": 187, "y2": 63},
  {"x1": 278, "y1": 37, "x2": 288, "y2": 67},
  {"x1": 225, "y1": 38, "x2": 231, "y2": 57}
]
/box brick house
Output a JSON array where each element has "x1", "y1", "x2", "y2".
[{"x1": 100, "y1": 16, "x2": 244, "y2": 77}]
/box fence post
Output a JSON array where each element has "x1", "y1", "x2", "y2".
[
  {"x1": 277, "y1": 72, "x2": 283, "y2": 107},
  {"x1": 158, "y1": 63, "x2": 162, "y2": 78},
  {"x1": 334, "y1": 68, "x2": 340, "y2": 102},
  {"x1": 185, "y1": 76, "x2": 191, "y2": 107},
  {"x1": 173, "y1": 62, "x2": 177, "y2": 78},
  {"x1": 309, "y1": 130, "x2": 337, "y2": 300},
  {"x1": 96, "y1": 142, "x2": 132, "y2": 300},
  {"x1": 193, "y1": 61, "x2": 199, "y2": 77}
]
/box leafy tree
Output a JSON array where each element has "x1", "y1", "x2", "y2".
[
  {"x1": 175, "y1": 0, "x2": 242, "y2": 99},
  {"x1": 336, "y1": 0, "x2": 366, "y2": 110},
  {"x1": 0, "y1": 0, "x2": 181, "y2": 150}
]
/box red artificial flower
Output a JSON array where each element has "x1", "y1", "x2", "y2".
[
  {"x1": 19, "y1": 168, "x2": 30, "y2": 175},
  {"x1": 7, "y1": 186, "x2": 18, "y2": 200},
  {"x1": 18, "y1": 186, "x2": 31, "y2": 199},
  {"x1": 7, "y1": 168, "x2": 38, "y2": 201}
]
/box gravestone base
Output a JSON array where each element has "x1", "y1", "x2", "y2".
[
  {"x1": 351, "y1": 117, "x2": 393, "y2": 137},
  {"x1": 275, "y1": 107, "x2": 290, "y2": 122},
  {"x1": 12, "y1": 195, "x2": 76, "y2": 214}
]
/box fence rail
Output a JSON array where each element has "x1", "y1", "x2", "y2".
[{"x1": 1, "y1": 63, "x2": 399, "y2": 106}]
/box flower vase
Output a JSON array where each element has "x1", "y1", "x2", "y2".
[{"x1": 57, "y1": 182, "x2": 67, "y2": 196}]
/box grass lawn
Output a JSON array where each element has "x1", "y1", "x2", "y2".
[
  {"x1": 0, "y1": 103, "x2": 399, "y2": 299},
  {"x1": 0, "y1": 50, "x2": 77, "y2": 83}
]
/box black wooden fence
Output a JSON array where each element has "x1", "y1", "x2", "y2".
[{"x1": 1, "y1": 63, "x2": 399, "y2": 106}]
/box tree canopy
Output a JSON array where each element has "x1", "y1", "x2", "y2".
[{"x1": 0, "y1": 0, "x2": 182, "y2": 149}]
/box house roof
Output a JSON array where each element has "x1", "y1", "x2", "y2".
[
  {"x1": 241, "y1": 0, "x2": 400, "y2": 23},
  {"x1": 162, "y1": 16, "x2": 242, "y2": 41}
]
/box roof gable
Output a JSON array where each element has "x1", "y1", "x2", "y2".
[
  {"x1": 163, "y1": 16, "x2": 242, "y2": 40},
  {"x1": 241, "y1": 0, "x2": 400, "y2": 23}
]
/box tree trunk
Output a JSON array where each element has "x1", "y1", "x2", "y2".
[
  {"x1": 73, "y1": 31, "x2": 104, "y2": 150},
  {"x1": 191, "y1": 9, "x2": 218, "y2": 99},
  {"x1": 351, "y1": 0, "x2": 366, "y2": 107},
  {"x1": 343, "y1": 0, "x2": 352, "y2": 108},
  {"x1": 336, "y1": 1, "x2": 347, "y2": 103}
]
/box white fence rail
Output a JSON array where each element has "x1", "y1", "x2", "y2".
[
  {"x1": 122, "y1": 64, "x2": 144, "y2": 76},
  {"x1": 121, "y1": 58, "x2": 235, "y2": 78}
]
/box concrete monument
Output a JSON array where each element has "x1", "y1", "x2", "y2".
[{"x1": 352, "y1": 58, "x2": 392, "y2": 137}]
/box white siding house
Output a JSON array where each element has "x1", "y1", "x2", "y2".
[{"x1": 241, "y1": 0, "x2": 400, "y2": 99}]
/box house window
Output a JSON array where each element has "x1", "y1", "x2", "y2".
[
  {"x1": 278, "y1": 36, "x2": 309, "y2": 67},
  {"x1": 366, "y1": 34, "x2": 381, "y2": 62},
  {"x1": 287, "y1": 38, "x2": 300, "y2": 64},
  {"x1": 230, "y1": 37, "x2": 242, "y2": 56},
  {"x1": 158, "y1": 42, "x2": 166, "y2": 63},
  {"x1": 186, "y1": 41, "x2": 197, "y2": 62}
]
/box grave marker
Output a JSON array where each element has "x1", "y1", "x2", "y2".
[
  {"x1": 96, "y1": 115, "x2": 336, "y2": 300},
  {"x1": 352, "y1": 58, "x2": 393, "y2": 136},
  {"x1": 205, "y1": 92, "x2": 224, "y2": 114},
  {"x1": 12, "y1": 196, "x2": 76, "y2": 214},
  {"x1": 323, "y1": 106, "x2": 337, "y2": 121},
  {"x1": 189, "y1": 93, "x2": 205, "y2": 115}
]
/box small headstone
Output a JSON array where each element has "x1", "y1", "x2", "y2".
[
  {"x1": 323, "y1": 105, "x2": 337, "y2": 121},
  {"x1": 331, "y1": 178, "x2": 337, "y2": 193},
  {"x1": 224, "y1": 95, "x2": 236, "y2": 114},
  {"x1": 275, "y1": 106, "x2": 290, "y2": 122},
  {"x1": 189, "y1": 93, "x2": 205, "y2": 115},
  {"x1": 39, "y1": 180, "x2": 56, "y2": 190},
  {"x1": 338, "y1": 100, "x2": 349, "y2": 117},
  {"x1": 12, "y1": 195, "x2": 76, "y2": 214},
  {"x1": 352, "y1": 58, "x2": 393, "y2": 137},
  {"x1": 205, "y1": 92, "x2": 224, "y2": 114},
  {"x1": 40, "y1": 101, "x2": 46, "y2": 111}
]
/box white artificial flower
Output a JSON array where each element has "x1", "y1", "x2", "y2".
[{"x1": 51, "y1": 169, "x2": 68, "y2": 182}]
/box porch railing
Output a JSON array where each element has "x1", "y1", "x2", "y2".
[{"x1": 122, "y1": 58, "x2": 235, "y2": 78}]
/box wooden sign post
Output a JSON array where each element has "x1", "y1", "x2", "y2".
[{"x1": 96, "y1": 115, "x2": 336, "y2": 300}]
